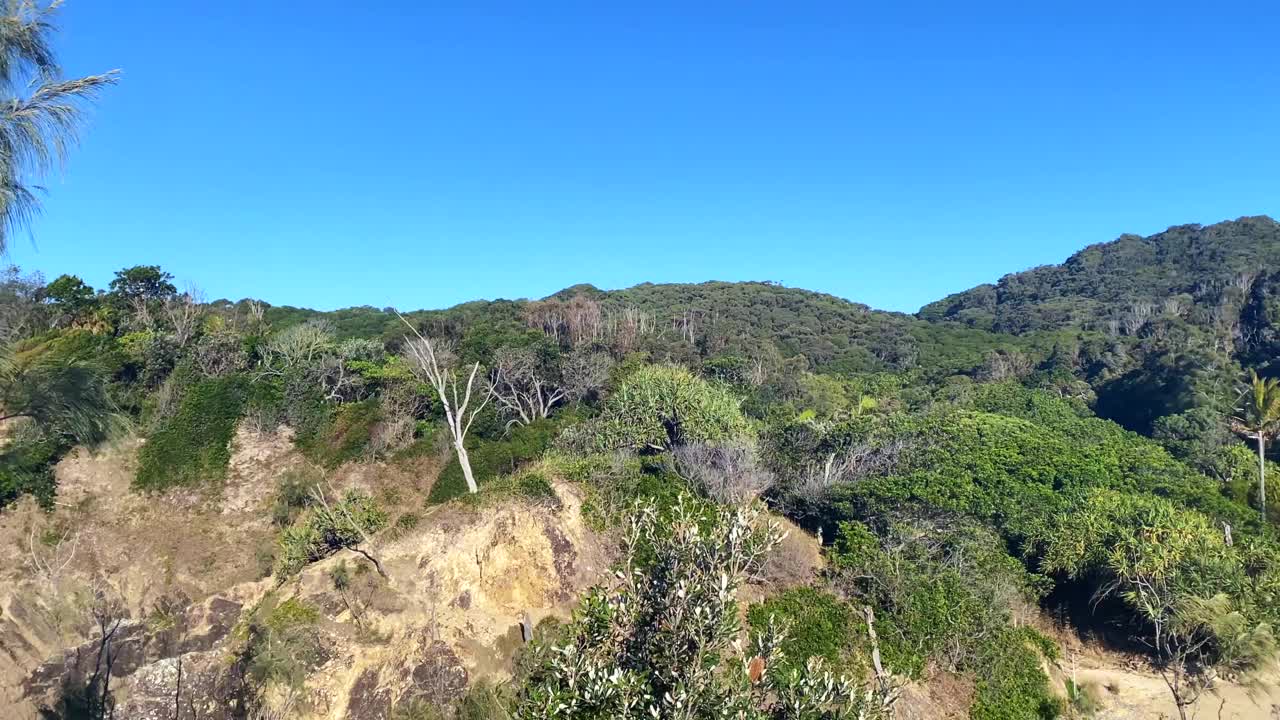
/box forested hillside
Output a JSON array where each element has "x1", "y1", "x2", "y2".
[
  {"x1": 6, "y1": 218, "x2": 1280, "y2": 720},
  {"x1": 920, "y1": 216, "x2": 1280, "y2": 333},
  {"x1": 251, "y1": 280, "x2": 1029, "y2": 380}
]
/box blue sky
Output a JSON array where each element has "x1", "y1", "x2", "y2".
[{"x1": 9, "y1": 1, "x2": 1279, "y2": 312}]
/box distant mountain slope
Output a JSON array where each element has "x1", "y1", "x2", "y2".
[
  {"x1": 918, "y1": 216, "x2": 1280, "y2": 334},
  {"x1": 246, "y1": 280, "x2": 1024, "y2": 377}
]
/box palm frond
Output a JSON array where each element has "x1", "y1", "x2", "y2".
[
  {"x1": 0, "y1": 0, "x2": 61, "y2": 90},
  {"x1": 0, "y1": 2, "x2": 117, "y2": 251},
  {"x1": 0, "y1": 69, "x2": 116, "y2": 247}
]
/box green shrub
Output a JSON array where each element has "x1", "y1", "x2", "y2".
[
  {"x1": 828, "y1": 519, "x2": 1045, "y2": 680},
  {"x1": 457, "y1": 470, "x2": 561, "y2": 511},
  {"x1": 239, "y1": 595, "x2": 326, "y2": 690},
  {"x1": 969, "y1": 627, "x2": 1063, "y2": 720},
  {"x1": 0, "y1": 430, "x2": 64, "y2": 508},
  {"x1": 427, "y1": 420, "x2": 560, "y2": 504},
  {"x1": 134, "y1": 375, "x2": 247, "y2": 491},
  {"x1": 746, "y1": 587, "x2": 858, "y2": 674},
  {"x1": 561, "y1": 364, "x2": 751, "y2": 452},
  {"x1": 271, "y1": 466, "x2": 322, "y2": 527},
  {"x1": 454, "y1": 682, "x2": 512, "y2": 720},
  {"x1": 391, "y1": 511, "x2": 421, "y2": 537},
  {"x1": 299, "y1": 398, "x2": 381, "y2": 468}
]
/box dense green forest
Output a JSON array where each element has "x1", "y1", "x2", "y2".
[{"x1": 7, "y1": 218, "x2": 1280, "y2": 719}]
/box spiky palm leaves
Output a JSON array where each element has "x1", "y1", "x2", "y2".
[
  {"x1": 1231, "y1": 370, "x2": 1280, "y2": 522},
  {"x1": 0, "y1": 340, "x2": 114, "y2": 444},
  {"x1": 0, "y1": 0, "x2": 115, "y2": 249}
]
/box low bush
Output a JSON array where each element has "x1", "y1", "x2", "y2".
[
  {"x1": 969, "y1": 627, "x2": 1063, "y2": 720},
  {"x1": 134, "y1": 375, "x2": 247, "y2": 491},
  {"x1": 560, "y1": 364, "x2": 752, "y2": 452},
  {"x1": 299, "y1": 398, "x2": 381, "y2": 468},
  {"x1": 275, "y1": 490, "x2": 387, "y2": 577},
  {"x1": 270, "y1": 466, "x2": 323, "y2": 527},
  {"x1": 427, "y1": 419, "x2": 560, "y2": 504},
  {"x1": 0, "y1": 429, "x2": 64, "y2": 508},
  {"x1": 746, "y1": 587, "x2": 859, "y2": 674},
  {"x1": 238, "y1": 595, "x2": 326, "y2": 691}
]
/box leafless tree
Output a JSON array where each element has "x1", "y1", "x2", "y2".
[
  {"x1": 561, "y1": 348, "x2": 613, "y2": 402},
  {"x1": 671, "y1": 309, "x2": 704, "y2": 345},
  {"x1": 69, "y1": 580, "x2": 127, "y2": 720},
  {"x1": 787, "y1": 437, "x2": 912, "y2": 509},
  {"x1": 368, "y1": 384, "x2": 426, "y2": 455},
  {"x1": 674, "y1": 442, "x2": 774, "y2": 505},
  {"x1": 163, "y1": 285, "x2": 205, "y2": 349},
  {"x1": 979, "y1": 349, "x2": 1033, "y2": 382},
  {"x1": 398, "y1": 313, "x2": 492, "y2": 494},
  {"x1": 1120, "y1": 301, "x2": 1158, "y2": 336},
  {"x1": 489, "y1": 347, "x2": 566, "y2": 427},
  {"x1": 192, "y1": 332, "x2": 249, "y2": 377},
  {"x1": 256, "y1": 320, "x2": 333, "y2": 379},
  {"x1": 1163, "y1": 295, "x2": 1187, "y2": 317},
  {"x1": 746, "y1": 356, "x2": 768, "y2": 387},
  {"x1": 524, "y1": 296, "x2": 605, "y2": 346},
  {"x1": 27, "y1": 522, "x2": 77, "y2": 590},
  {"x1": 0, "y1": 265, "x2": 45, "y2": 338},
  {"x1": 606, "y1": 306, "x2": 655, "y2": 354},
  {"x1": 1231, "y1": 271, "x2": 1259, "y2": 296},
  {"x1": 245, "y1": 299, "x2": 269, "y2": 334},
  {"x1": 862, "y1": 606, "x2": 902, "y2": 716}
]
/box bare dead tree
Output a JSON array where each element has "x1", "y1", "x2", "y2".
[
  {"x1": 245, "y1": 299, "x2": 269, "y2": 334},
  {"x1": 163, "y1": 285, "x2": 205, "y2": 349},
  {"x1": 861, "y1": 606, "x2": 902, "y2": 717},
  {"x1": 787, "y1": 437, "x2": 912, "y2": 509},
  {"x1": 1231, "y1": 271, "x2": 1259, "y2": 296},
  {"x1": 1121, "y1": 301, "x2": 1158, "y2": 335},
  {"x1": 561, "y1": 348, "x2": 613, "y2": 403},
  {"x1": 27, "y1": 522, "x2": 77, "y2": 590},
  {"x1": 673, "y1": 442, "x2": 774, "y2": 505},
  {"x1": 979, "y1": 349, "x2": 1033, "y2": 382},
  {"x1": 671, "y1": 310, "x2": 703, "y2": 345},
  {"x1": 397, "y1": 312, "x2": 492, "y2": 494},
  {"x1": 746, "y1": 356, "x2": 768, "y2": 387},
  {"x1": 606, "y1": 306, "x2": 655, "y2": 354},
  {"x1": 524, "y1": 296, "x2": 605, "y2": 346},
  {"x1": 255, "y1": 320, "x2": 333, "y2": 380},
  {"x1": 191, "y1": 332, "x2": 249, "y2": 377},
  {"x1": 488, "y1": 346, "x2": 566, "y2": 428},
  {"x1": 77, "y1": 581, "x2": 126, "y2": 720},
  {"x1": 127, "y1": 294, "x2": 156, "y2": 332}
]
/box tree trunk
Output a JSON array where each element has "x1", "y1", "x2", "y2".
[
  {"x1": 1259, "y1": 433, "x2": 1268, "y2": 523},
  {"x1": 457, "y1": 441, "x2": 478, "y2": 494}
]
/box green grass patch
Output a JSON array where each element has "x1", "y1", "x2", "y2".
[{"x1": 134, "y1": 375, "x2": 247, "y2": 491}]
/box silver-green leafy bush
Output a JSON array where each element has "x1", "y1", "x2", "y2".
[{"x1": 514, "y1": 497, "x2": 895, "y2": 720}]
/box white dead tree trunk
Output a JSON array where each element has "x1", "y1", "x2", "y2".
[
  {"x1": 398, "y1": 313, "x2": 492, "y2": 494},
  {"x1": 489, "y1": 346, "x2": 567, "y2": 428}
]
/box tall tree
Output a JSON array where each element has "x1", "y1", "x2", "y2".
[
  {"x1": 1231, "y1": 369, "x2": 1280, "y2": 521},
  {"x1": 0, "y1": 1, "x2": 116, "y2": 250},
  {"x1": 398, "y1": 313, "x2": 491, "y2": 494}
]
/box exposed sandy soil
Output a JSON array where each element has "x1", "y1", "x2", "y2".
[{"x1": 4, "y1": 425, "x2": 1279, "y2": 720}]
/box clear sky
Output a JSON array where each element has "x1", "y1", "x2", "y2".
[{"x1": 9, "y1": 1, "x2": 1279, "y2": 313}]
